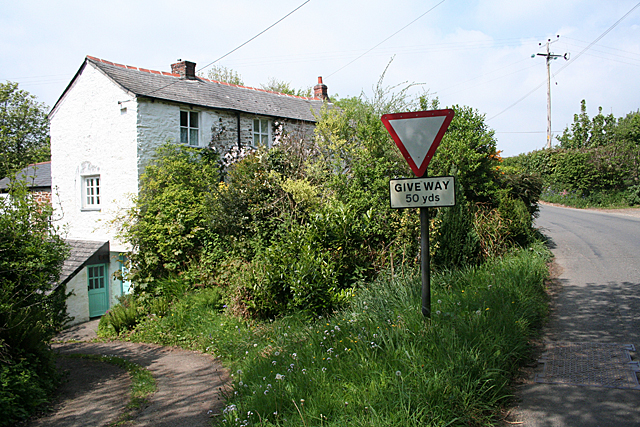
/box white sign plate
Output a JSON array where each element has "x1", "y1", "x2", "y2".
[{"x1": 389, "y1": 176, "x2": 455, "y2": 209}]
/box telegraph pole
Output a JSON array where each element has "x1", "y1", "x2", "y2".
[{"x1": 535, "y1": 36, "x2": 569, "y2": 149}]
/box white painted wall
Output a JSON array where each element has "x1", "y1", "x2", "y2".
[
  {"x1": 65, "y1": 268, "x2": 89, "y2": 325},
  {"x1": 50, "y1": 62, "x2": 138, "y2": 253}
]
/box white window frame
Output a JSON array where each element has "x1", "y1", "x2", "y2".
[
  {"x1": 253, "y1": 118, "x2": 272, "y2": 148},
  {"x1": 82, "y1": 175, "x2": 101, "y2": 210},
  {"x1": 180, "y1": 110, "x2": 200, "y2": 146}
]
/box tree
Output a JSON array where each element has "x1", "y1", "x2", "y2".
[
  {"x1": 615, "y1": 110, "x2": 640, "y2": 183},
  {"x1": 0, "y1": 82, "x2": 50, "y2": 179},
  {"x1": 556, "y1": 99, "x2": 616, "y2": 149},
  {"x1": 261, "y1": 77, "x2": 312, "y2": 97},
  {"x1": 203, "y1": 65, "x2": 244, "y2": 86},
  {"x1": 0, "y1": 180, "x2": 69, "y2": 424}
]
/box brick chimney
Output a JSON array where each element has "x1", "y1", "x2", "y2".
[
  {"x1": 314, "y1": 76, "x2": 329, "y2": 101},
  {"x1": 171, "y1": 59, "x2": 197, "y2": 79}
]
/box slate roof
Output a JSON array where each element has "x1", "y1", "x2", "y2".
[
  {"x1": 53, "y1": 56, "x2": 330, "y2": 123},
  {"x1": 59, "y1": 240, "x2": 110, "y2": 285},
  {"x1": 0, "y1": 161, "x2": 51, "y2": 190}
]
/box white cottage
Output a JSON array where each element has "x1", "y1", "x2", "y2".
[{"x1": 50, "y1": 56, "x2": 331, "y2": 325}]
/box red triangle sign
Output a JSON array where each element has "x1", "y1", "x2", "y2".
[{"x1": 381, "y1": 109, "x2": 455, "y2": 177}]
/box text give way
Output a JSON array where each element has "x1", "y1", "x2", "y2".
[{"x1": 389, "y1": 176, "x2": 455, "y2": 209}]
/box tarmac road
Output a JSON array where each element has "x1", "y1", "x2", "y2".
[{"x1": 511, "y1": 204, "x2": 640, "y2": 426}]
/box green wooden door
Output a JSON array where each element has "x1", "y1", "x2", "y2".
[{"x1": 88, "y1": 264, "x2": 109, "y2": 317}]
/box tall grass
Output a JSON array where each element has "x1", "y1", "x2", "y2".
[{"x1": 130, "y1": 243, "x2": 550, "y2": 426}]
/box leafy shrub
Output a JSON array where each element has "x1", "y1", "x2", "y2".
[
  {"x1": 432, "y1": 186, "x2": 480, "y2": 269},
  {"x1": 497, "y1": 192, "x2": 535, "y2": 247},
  {"x1": 0, "y1": 181, "x2": 68, "y2": 425},
  {"x1": 117, "y1": 143, "x2": 221, "y2": 290},
  {"x1": 626, "y1": 185, "x2": 640, "y2": 206},
  {"x1": 473, "y1": 205, "x2": 510, "y2": 260},
  {"x1": 0, "y1": 358, "x2": 58, "y2": 426},
  {"x1": 98, "y1": 294, "x2": 144, "y2": 337}
]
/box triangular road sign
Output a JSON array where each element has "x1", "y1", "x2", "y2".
[{"x1": 381, "y1": 109, "x2": 455, "y2": 177}]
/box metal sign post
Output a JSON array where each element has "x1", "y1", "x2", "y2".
[
  {"x1": 420, "y1": 205, "x2": 430, "y2": 317},
  {"x1": 382, "y1": 110, "x2": 455, "y2": 318}
]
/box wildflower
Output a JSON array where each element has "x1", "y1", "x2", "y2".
[
  {"x1": 253, "y1": 343, "x2": 258, "y2": 347},
  {"x1": 275, "y1": 373, "x2": 284, "y2": 380},
  {"x1": 272, "y1": 360, "x2": 277, "y2": 365},
  {"x1": 396, "y1": 370, "x2": 402, "y2": 377},
  {"x1": 436, "y1": 310, "x2": 441, "y2": 315},
  {"x1": 223, "y1": 404, "x2": 237, "y2": 414},
  {"x1": 437, "y1": 299, "x2": 442, "y2": 304},
  {"x1": 292, "y1": 353, "x2": 297, "y2": 359},
  {"x1": 275, "y1": 351, "x2": 280, "y2": 356},
  {"x1": 237, "y1": 369, "x2": 243, "y2": 375},
  {"x1": 302, "y1": 369, "x2": 307, "y2": 374},
  {"x1": 476, "y1": 310, "x2": 481, "y2": 315}
]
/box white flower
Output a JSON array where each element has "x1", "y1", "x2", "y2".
[
  {"x1": 396, "y1": 370, "x2": 402, "y2": 377},
  {"x1": 275, "y1": 373, "x2": 285, "y2": 380}
]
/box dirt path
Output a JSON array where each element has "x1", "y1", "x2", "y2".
[{"x1": 31, "y1": 321, "x2": 230, "y2": 427}]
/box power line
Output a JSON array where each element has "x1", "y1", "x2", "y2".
[
  {"x1": 487, "y1": 1, "x2": 640, "y2": 122},
  {"x1": 326, "y1": 0, "x2": 448, "y2": 78},
  {"x1": 141, "y1": 1, "x2": 311, "y2": 98},
  {"x1": 197, "y1": 0, "x2": 311, "y2": 73}
]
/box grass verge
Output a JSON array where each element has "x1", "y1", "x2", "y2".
[
  {"x1": 63, "y1": 353, "x2": 156, "y2": 425},
  {"x1": 126, "y1": 243, "x2": 550, "y2": 426},
  {"x1": 541, "y1": 188, "x2": 631, "y2": 209}
]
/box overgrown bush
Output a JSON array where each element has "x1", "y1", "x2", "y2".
[
  {"x1": 116, "y1": 143, "x2": 222, "y2": 291},
  {"x1": 98, "y1": 294, "x2": 144, "y2": 337},
  {"x1": 0, "y1": 181, "x2": 69, "y2": 425},
  {"x1": 627, "y1": 185, "x2": 640, "y2": 205},
  {"x1": 506, "y1": 103, "x2": 639, "y2": 208},
  {"x1": 120, "y1": 73, "x2": 540, "y2": 320}
]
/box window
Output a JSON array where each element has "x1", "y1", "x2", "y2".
[
  {"x1": 253, "y1": 118, "x2": 271, "y2": 147},
  {"x1": 83, "y1": 175, "x2": 100, "y2": 209},
  {"x1": 88, "y1": 265, "x2": 106, "y2": 290},
  {"x1": 180, "y1": 111, "x2": 199, "y2": 146}
]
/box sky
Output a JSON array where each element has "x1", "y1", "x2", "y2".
[{"x1": 1, "y1": 0, "x2": 639, "y2": 157}]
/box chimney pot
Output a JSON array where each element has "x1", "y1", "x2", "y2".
[{"x1": 314, "y1": 76, "x2": 329, "y2": 101}]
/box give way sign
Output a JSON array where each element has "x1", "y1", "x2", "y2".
[{"x1": 381, "y1": 109, "x2": 455, "y2": 177}]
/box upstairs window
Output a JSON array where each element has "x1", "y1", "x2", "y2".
[
  {"x1": 253, "y1": 118, "x2": 271, "y2": 147},
  {"x1": 180, "y1": 111, "x2": 199, "y2": 146},
  {"x1": 83, "y1": 175, "x2": 100, "y2": 209}
]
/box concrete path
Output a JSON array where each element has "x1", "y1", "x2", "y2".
[
  {"x1": 508, "y1": 205, "x2": 640, "y2": 426},
  {"x1": 30, "y1": 320, "x2": 230, "y2": 426}
]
